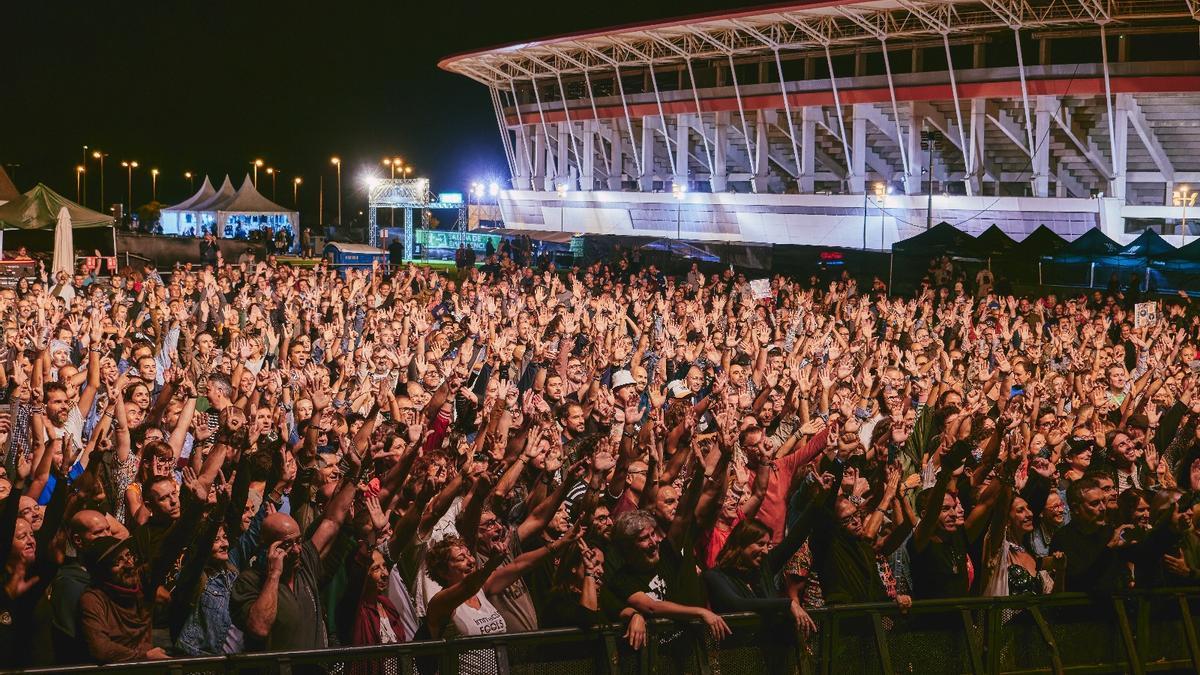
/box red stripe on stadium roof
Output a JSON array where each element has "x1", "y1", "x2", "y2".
[
  {"x1": 437, "y1": 0, "x2": 849, "y2": 70},
  {"x1": 501, "y1": 76, "x2": 1200, "y2": 126}
]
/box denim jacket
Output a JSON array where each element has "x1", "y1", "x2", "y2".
[{"x1": 175, "y1": 502, "x2": 265, "y2": 655}]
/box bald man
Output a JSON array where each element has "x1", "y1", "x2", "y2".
[
  {"x1": 230, "y1": 475, "x2": 356, "y2": 652},
  {"x1": 46, "y1": 511, "x2": 111, "y2": 665}
]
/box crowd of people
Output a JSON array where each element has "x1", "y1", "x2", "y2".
[{"x1": 1, "y1": 242, "x2": 1199, "y2": 670}]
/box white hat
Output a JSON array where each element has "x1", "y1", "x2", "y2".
[
  {"x1": 667, "y1": 379, "x2": 692, "y2": 399},
  {"x1": 611, "y1": 370, "x2": 636, "y2": 390}
]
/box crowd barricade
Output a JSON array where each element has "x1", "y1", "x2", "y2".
[{"x1": 16, "y1": 588, "x2": 1200, "y2": 675}]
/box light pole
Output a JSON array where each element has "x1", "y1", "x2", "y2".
[
  {"x1": 75, "y1": 166, "x2": 85, "y2": 202},
  {"x1": 921, "y1": 127, "x2": 939, "y2": 230},
  {"x1": 252, "y1": 159, "x2": 264, "y2": 187},
  {"x1": 556, "y1": 183, "x2": 567, "y2": 232},
  {"x1": 672, "y1": 182, "x2": 686, "y2": 240},
  {"x1": 331, "y1": 157, "x2": 342, "y2": 225},
  {"x1": 92, "y1": 151, "x2": 107, "y2": 211},
  {"x1": 121, "y1": 161, "x2": 138, "y2": 217},
  {"x1": 383, "y1": 158, "x2": 403, "y2": 226},
  {"x1": 184, "y1": 171, "x2": 194, "y2": 193},
  {"x1": 151, "y1": 168, "x2": 159, "y2": 202},
  {"x1": 266, "y1": 168, "x2": 277, "y2": 200},
  {"x1": 874, "y1": 182, "x2": 888, "y2": 250},
  {"x1": 293, "y1": 176, "x2": 302, "y2": 207},
  {"x1": 1173, "y1": 185, "x2": 1196, "y2": 246},
  {"x1": 81, "y1": 146, "x2": 88, "y2": 206}
]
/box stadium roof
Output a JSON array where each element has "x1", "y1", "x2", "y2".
[{"x1": 440, "y1": 0, "x2": 1193, "y2": 86}]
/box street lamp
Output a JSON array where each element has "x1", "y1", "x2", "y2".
[
  {"x1": 266, "y1": 167, "x2": 277, "y2": 200},
  {"x1": 293, "y1": 176, "x2": 302, "y2": 206},
  {"x1": 1173, "y1": 185, "x2": 1196, "y2": 246},
  {"x1": 121, "y1": 161, "x2": 138, "y2": 216},
  {"x1": 252, "y1": 159, "x2": 264, "y2": 186},
  {"x1": 331, "y1": 157, "x2": 342, "y2": 225},
  {"x1": 151, "y1": 168, "x2": 159, "y2": 202},
  {"x1": 556, "y1": 183, "x2": 568, "y2": 232},
  {"x1": 75, "y1": 165, "x2": 85, "y2": 202},
  {"x1": 403, "y1": 166, "x2": 412, "y2": 179},
  {"x1": 81, "y1": 146, "x2": 89, "y2": 206},
  {"x1": 184, "y1": 171, "x2": 194, "y2": 192},
  {"x1": 672, "y1": 182, "x2": 687, "y2": 240},
  {"x1": 92, "y1": 150, "x2": 107, "y2": 211}
]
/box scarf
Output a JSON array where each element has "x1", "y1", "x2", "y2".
[
  {"x1": 352, "y1": 591, "x2": 404, "y2": 646},
  {"x1": 102, "y1": 580, "x2": 143, "y2": 605}
]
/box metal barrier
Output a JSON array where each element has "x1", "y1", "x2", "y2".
[{"x1": 16, "y1": 588, "x2": 1200, "y2": 675}]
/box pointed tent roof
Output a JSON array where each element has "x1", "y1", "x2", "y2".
[
  {"x1": 1164, "y1": 237, "x2": 1200, "y2": 270},
  {"x1": 0, "y1": 165, "x2": 18, "y2": 204},
  {"x1": 191, "y1": 175, "x2": 238, "y2": 213},
  {"x1": 1015, "y1": 225, "x2": 1069, "y2": 258},
  {"x1": 1050, "y1": 227, "x2": 1124, "y2": 263},
  {"x1": 1118, "y1": 228, "x2": 1175, "y2": 259},
  {"x1": 218, "y1": 174, "x2": 294, "y2": 214},
  {"x1": 0, "y1": 183, "x2": 115, "y2": 230},
  {"x1": 892, "y1": 221, "x2": 985, "y2": 257},
  {"x1": 974, "y1": 224, "x2": 1018, "y2": 256},
  {"x1": 162, "y1": 176, "x2": 216, "y2": 212}
]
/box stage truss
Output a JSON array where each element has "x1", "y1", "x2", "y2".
[{"x1": 366, "y1": 178, "x2": 467, "y2": 260}]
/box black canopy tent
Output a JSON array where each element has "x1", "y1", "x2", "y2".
[
  {"x1": 1015, "y1": 225, "x2": 1069, "y2": 258},
  {"x1": 889, "y1": 222, "x2": 988, "y2": 291},
  {"x1": 974, "y1": 224, "x2": 1018, "y2": 257}
]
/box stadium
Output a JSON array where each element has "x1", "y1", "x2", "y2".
[{"x1": 440, "y1": 0, "x2": 1200, "y2": 251}]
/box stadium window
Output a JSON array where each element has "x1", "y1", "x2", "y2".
[
  {"x1": 885, "y1": 45, "x2": 912, "y2": 74},
  {"x1": 1048, "y1": 37, "x2": 1101, "y2": 65},
  {"x1": 780, "y1": 56, "x2": 804, "y2": 82},
  {"x1": 986, "y1": 32, "x2": 1019, "y2": 68},
  {"x1": 863, "y1": 52, "x2": 885, "y2": 77},
  {"x1": 690, "y1": 61, "x2": 717, "y2": 88},
  {"x1": 654, "y1": 69, "x2": 678, "y2": 92},
  {"x1": 830, "y1": 54, "x2": 854, "y2": 77},
  {"x1": 622, "y1": 73, "x2": 644, "y2": 95},
  {"x1": 735, "y1": 62, "x2": 758, "y2": 85},
  {"x1": 920, "y1": 46, "x2": 948, "y2": 73},
  {"x1": 1130, "y1": 31, "x2": 1195, "y2": 62}
]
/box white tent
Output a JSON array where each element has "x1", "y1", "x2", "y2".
[
  {"x1": 212, "y1": 174, "x2": 298, "y2": 244},
  {"x1": 52, "y1": 207, "x2": 74, "y2": 277},
  {"x1": 189, "y1": 176, "x2": 238, "y2": 235},
  {"x1": 160, "y1": 176, "x2": 216, "y2": 235}
]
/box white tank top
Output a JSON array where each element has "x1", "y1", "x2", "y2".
[{"x1": 446, "y1": 590, "x2": 508, "y2": 675}]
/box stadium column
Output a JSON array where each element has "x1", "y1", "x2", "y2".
[
  {"x1": 532, "y1": 126, "x2": 547, "y2": 191},
  {"x1": 906, "y1": 104, "x2": 924, "y2": 196},
  {"x1": 608, "y1": 122, "x2": 624, "y2": 190},
  {"x1": 1110, "y1": 95, "x2": 1129, "y2": 201},
  {"x1": 799, "y1": 107, "x2": 817, "y2": 194},
  {"x1": 640, "y1": 119, "x2": 656, "y2": 191},
  {"x1": 581, "y1": 121, "x2": 596, "y2": 191},
  {"x1": 513, "y1": 126, "x2": 533, "y2": 190},
  {"x1": 712, "y1": 112, "x2": 729, "y2": 192},
  {"x1": 557, "y1": 123, "x2": 572, "y2": 189},
  {"x1": 674, "y1": 114, "x2": 690, "y2": 188},
  {"x1": 1033, "y1": 96, "x2": 1053, "y2": 198},
  {"x1": 850, "y1": 105, "x2": 867, "y2": 194},
  {"x1": 753, "y1": 110, "x2": 770, "y2": 193},
  {"x1": 968, "y1": 99, "x2": 986, "y2": 195}
]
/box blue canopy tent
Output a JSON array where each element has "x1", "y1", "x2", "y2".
[
  {"x1": 1162, "y1": 236, "x2": 1200, "y2": 293},
  {"x1": 1045, "y1": 227, "x2": 1125, "y2": 288},
  {"x1": 1115, "y1": 229, "x2": 1177, "y2": 291}
]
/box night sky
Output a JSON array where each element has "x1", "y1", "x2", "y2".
[{"x1": 5, "y1": 0, "x2": 760, "y2": 226}]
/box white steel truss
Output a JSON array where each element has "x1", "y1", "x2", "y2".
[{"x1": 442, "y1": 0, "x2": 1192, "y2": 86}]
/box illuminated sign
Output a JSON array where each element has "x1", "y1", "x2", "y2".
[{"x1": 438, "y1": 192, "x2": 464, "y2": 204}]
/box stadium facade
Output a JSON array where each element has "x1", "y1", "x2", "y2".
[{"x1": 440, "y1": 0, "x2": 1200, "y2": 249}]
